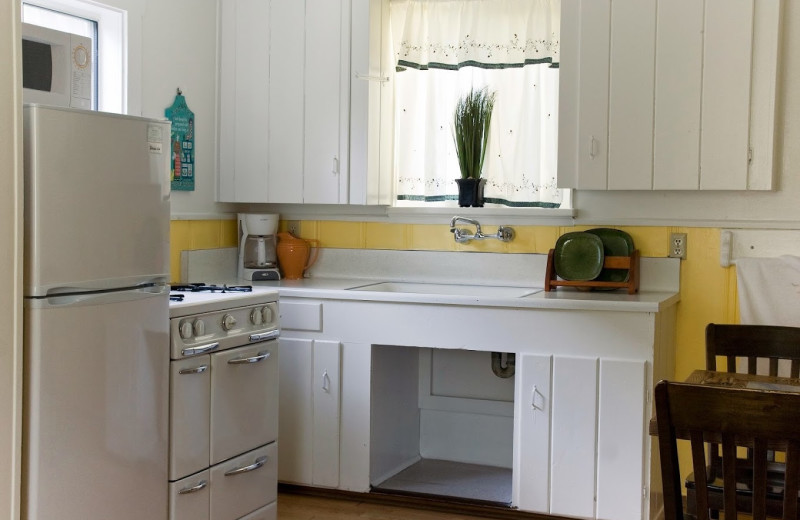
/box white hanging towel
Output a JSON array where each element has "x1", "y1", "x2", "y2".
[{"x1": 736, "y1": 255, "x2": 800, "y2": 326}]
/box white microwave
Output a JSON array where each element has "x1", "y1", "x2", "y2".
[{"x1": 21, "y1": 23, "x2": 95, "y2": 110}]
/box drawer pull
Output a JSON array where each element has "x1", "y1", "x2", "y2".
[
  {"x1": 228, "y1": 351, "x2": 270, "y2": 365},
  {"x1": 178, "y1": 480, "x2": 207, "y2": 494},
  {"x1": 249, "y1": 330, "x2": 279, "y2": 343},
  {"x1": 181, "y1": 342, "x2": 219, "y2": 357},
  {"x1": 178, "y1": 365, "x2": 208, "y2": 375},
  {"x1": 224, "y1": 455, "x2": 267, "y2": 476}
]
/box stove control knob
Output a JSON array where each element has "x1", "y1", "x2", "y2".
[
  {"x1": 193, "y1": 319, "x2": 205, "y2": 337},
  {"x1": 221, "y1": 313, "x2": 237, "y2": 331},
  {"x1": 250, "y1": 308, "x2": 262, "y2": 325},
  {"x1": 179, "y1": 320, "x2": 193, "y2": 339},
  {"x1": 261, "y1": 305, "x2": 274, "y2": 324}
]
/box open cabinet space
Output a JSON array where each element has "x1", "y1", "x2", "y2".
[{"x1": 370, "y1": 346, "x2": 514, "y2": 506}]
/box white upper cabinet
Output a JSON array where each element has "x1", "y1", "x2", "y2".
[
  {"x1": 218, "y1": 0, "x2": 389, "y2": 204},
  {"x1": 558, "y1": 0, "x2": 782, "y2": 190}
]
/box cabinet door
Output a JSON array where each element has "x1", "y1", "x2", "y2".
[
  {"x1": 277, "y1": 337, "x2": 313, "y2": 484},
  {"x1": 311, "y1": 340, "x2": 342, "y2": 487},
  {"x1": 218, "y1": 0, "x2": 270, "y2": 202},
  {"x1": 304, "y1": 0, "x2": 348, "y2": 204},
  {"x1": 513, "y1": 354, "x2": 552, "y2": 514}
]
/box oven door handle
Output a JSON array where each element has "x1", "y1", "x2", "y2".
[
  {"x1": 249, "y1": 329, "x2": 279, "y2": 343},
  {"x1": 178, "y1": 364, "x2": 208, "y2": 375},
  {"x1": 228, "y1": 351, "x2": 270, "y2": 365},
  {"x1": 178, "y1": 480, "x2": 208, "y2": 494},
  {"x1": 224, "y1": 456, "x2": 268, "y2": 476},
  {"x1": 181, "y1": 342, "x2": 219, "y2": 357}
]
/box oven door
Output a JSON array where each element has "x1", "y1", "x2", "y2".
[{"x1": 210, "y1": 341, "x2": 278, "y2": 464}]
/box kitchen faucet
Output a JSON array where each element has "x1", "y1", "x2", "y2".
[{"x1": 449, "y1": 216, "x2": 515, "y2": 243}]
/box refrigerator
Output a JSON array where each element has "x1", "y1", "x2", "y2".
[{"x1": 22, "y1": 104, "x2": 171, "y2": 520}]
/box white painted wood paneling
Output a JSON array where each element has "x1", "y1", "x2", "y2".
[
  {"x1": 700, "y1": 0, "x2": 754, "y2": 190},
  {"x1": 607, "y1": 0, "x2": 656, "y2": 190},
  {"x1": 268, "y1": 0, "x2": 305, "y2": 202},
  {"x1": 747, "y1": 0, "x2": 781, "y2": 190},
  {"x1": 419, "y1": 410, "x2": 513, "y2": 468},
  {"x1": 653, "y1": 0, "x2": 704, "y2": 190},
  {"x1": 217, "y1": 0, "x2": 237, "y2": 202},
  {"x1": 312, "y1": 340, "x2": 342, "y2": 487},
  {"x1": 576, "y1": 0, "x2": 611, "y2": 189},
  {"x1": 556, "y1": 0, "x2": 580, "y2": 189},
  {"x1": 339, "y1": 342, "x2": 372, "y2": 491},
  {"x1": 550, "y1": 355, "x2": 598, "y2": 518},
  {"x1": 596, "y1": 359, "x2": 647, "y2": 520},
  {"x1": 304, "y1": 0, "x2": 344, "y2": 204},
  {"x1": 512, "y1": 354, "x2": 552, "y2": 513},
  {"x1": 235, "y1": 0, "x2": 271, "y2": 201},
  {"x1": 277, "y1": 337, "x2": 313, "y2": 484}
]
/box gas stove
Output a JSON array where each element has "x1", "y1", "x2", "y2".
[{"x1": 169, "y1": 282, "x2": 279, "y2": 318}]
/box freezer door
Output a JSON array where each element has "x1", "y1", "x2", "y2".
[
  {"x1": 23, "y1": 105, "x2": 171, "y2": 296},
  {"x1": 23, "y1": 291, "x2": 169, "y2": 520}
]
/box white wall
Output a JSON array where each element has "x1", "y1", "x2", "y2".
[
  {"x1": 0, "y1": 2, "x2": 22, "y2": 518},
  {"x1": 98, "y1": 0, "x2": 237, "y2": 219}
]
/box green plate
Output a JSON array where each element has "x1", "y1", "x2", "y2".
[
  {"x1": 554, "y1": 232, "x2": 604, "y2": 281},
  {"x1": 585, "y1": 228, "x2": 634, "y2": 283}
]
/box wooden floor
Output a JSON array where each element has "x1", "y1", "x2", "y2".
[{"x1": 277, "y1": 492, "x2": 493, "y2": 519}]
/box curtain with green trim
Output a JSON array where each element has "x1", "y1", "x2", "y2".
[{"x1": 391, "y1": 0, "x2": 563, "y2": 207}]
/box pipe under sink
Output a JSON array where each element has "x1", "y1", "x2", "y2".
[{"x1": 346, "y1": 281, "x2": 542, "y2": 298}]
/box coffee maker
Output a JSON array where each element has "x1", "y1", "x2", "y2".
[{"x1": 238, "y1": 213, "x2": 280, "y2": 280}]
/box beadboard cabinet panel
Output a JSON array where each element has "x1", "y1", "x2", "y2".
[{"x1": 559, "y1": 0, "x2": 780, "y2": 191}]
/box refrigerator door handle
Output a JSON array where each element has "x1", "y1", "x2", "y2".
[{"x1": 181, "y1": 342, "x2": 220, "y2": 357}]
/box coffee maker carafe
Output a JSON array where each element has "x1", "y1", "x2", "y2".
[{"x1": 238, "y1": 213, "x2": 280, "y2": 280}]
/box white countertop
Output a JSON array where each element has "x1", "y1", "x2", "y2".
[{"x1": 182, "y1": 248, "x2": 681, "y2": 313}]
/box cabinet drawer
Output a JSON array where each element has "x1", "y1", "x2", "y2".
[
  {"x1": 210, "y1": 343, "x2": 279, "y2": 465},
  {"x1": 169, "y1": 470, "x2": 210, "y2": 520},
  {"x1": 280, "y1": 301, "x2": 322, "y2": 331},
  {"x1": 210, "y1": 443, "x2": 278, "y2": 520},
  {"x1": 170, "y1": 356, "x2": 211, "y2": 480}
]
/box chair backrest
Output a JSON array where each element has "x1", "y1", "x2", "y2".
[
  {"x1": 655, "y1": 380, "x2": 800, "y2": 520},
  {"x1": 706, "y1": 324, "x2": 800, "y2": 377}
]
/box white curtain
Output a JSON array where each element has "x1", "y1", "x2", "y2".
[{"x1": 391, "y1": 0, "x2": 562, "y2": 207}]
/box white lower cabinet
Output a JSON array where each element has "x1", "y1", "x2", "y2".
[
  {"x1": 514, "y1": 354, "x2": 647, "y2": 520},
  {"x1": 278, "y1": 337, "x2": 342, "y2": 487}
]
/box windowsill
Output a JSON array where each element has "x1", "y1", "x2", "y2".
[{"x1": 230, "y1": 202, "x2": 576, "y2": 226}]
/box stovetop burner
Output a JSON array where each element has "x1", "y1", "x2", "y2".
[
  {"x1": 169, "y1": 293, "x2": 185, "y2": 302},
  {"x1": 170, "y1": 283, "x2": 253, "y2": 293}
]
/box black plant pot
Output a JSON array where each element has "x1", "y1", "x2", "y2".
[{"x1": 455, "y1": 178, "x2": 487, "y2": 207}]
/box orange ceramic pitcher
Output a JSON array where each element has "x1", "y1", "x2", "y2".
[{"x1": 276, "y1": 232, "x2": 319, "y2": 280}]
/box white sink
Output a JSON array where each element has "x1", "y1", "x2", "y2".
[{"x1": 346, "y1": 281, "x2": 542, "y2": 298}]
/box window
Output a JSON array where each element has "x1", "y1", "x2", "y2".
[
  {"x1": 386, "y1": 0, "x2": 562, "y2": 208},
  {"x1": 22, "y1": 0, "x2": 126, "y2": 113}
]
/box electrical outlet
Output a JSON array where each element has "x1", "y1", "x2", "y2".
[
  {"x1": 286, "y1": 220, "x2": 300, "y2": 235},
  {"x1": 669, "y1": 232, "x2": 687, "y2": 259}
]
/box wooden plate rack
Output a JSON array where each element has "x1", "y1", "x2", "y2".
[{"x1": 544, "y1": 249, "x2": 640, "y2": 294}]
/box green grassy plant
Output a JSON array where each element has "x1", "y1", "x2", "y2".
[{"x1": 453, "y1": 87, "x2": 497, "y2": 179}]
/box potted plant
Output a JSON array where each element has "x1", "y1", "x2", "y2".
[{"x1": 453, "y1": 87, "x2": 496, "y2": 207}]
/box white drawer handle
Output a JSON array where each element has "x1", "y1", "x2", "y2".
[
  {"x1": 178, "y1": 480, "x2": 207, "y2": 494},
  {"x1": 178, "y1": 365, "x2": 208, "y2": 375},
  {"x1": 228, "y1": 351, "x2": 270, "y2": 365},
  {"x1": 224, "y1": 456, "x2": 267, "y2": 477}
]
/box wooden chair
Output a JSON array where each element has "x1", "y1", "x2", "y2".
[
  {"x1": 655, "y1": 380, "x2": 800, "y2": 520},
  {"x1": 686, "y1": 324, "x2": 800, "y2": 518}
]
